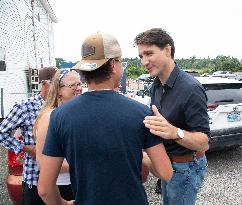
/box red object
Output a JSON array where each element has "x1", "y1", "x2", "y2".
[
  {"x1": 8, "y1": 150, "x2": 24, "y2": 175},
  {"x1": 7, "y1": 175, "x2": 22, "y2": 205},
  {"x1": 208, "y1": 103, "x2": 218, "y2": 110},
  {"x1": 7, "y1": 150, "x2": 23, "y2": 205}
]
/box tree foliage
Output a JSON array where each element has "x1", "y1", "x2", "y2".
[
  {"x1": 56, "y1": 56, "x2": 242, "y2": 79},
  {"x1": 175, "y1": 55, "x2": 242, "y2": 74},
  {"x1": 55, "y1": 58, "x2": 66, "y2": 69}
]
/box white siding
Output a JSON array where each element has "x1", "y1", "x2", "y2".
[{"x1": 0, "y1": 0, "x2": 56, "y2": 117}]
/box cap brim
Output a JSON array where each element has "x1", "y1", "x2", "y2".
[{"x1": 72, "y1": 59, "x2": 109, "y2": 71}]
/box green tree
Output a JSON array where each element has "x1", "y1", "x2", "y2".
[
  {"x1": 126, "y1": 66, "x2": 147, "y2": 79},
  {"x1": 55, "y1": 58, "x2": 66, "y2": 69}
]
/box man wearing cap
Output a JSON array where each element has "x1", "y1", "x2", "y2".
[
  {"x1": 38, "y1": 32, "x2": 173, "y2": 205},
  {"x1": 0, "y1": 67, "x2": 56, "y2": 205}
]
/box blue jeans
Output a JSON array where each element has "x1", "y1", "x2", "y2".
[{"x1": 162, "y1": 156, "x2": 208, "y2": 205}]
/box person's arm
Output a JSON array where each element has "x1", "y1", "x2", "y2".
[
  {"x1": 36, "y1": 111, "x2": 69, "y2": 173},
  {"x1": 172, "y1": 130, "x2": 209, "y2": 152},
  {"x1": 142, "y1": 151, "x2": 158, "y2": 177},
  {"x1": 23, "y1": 145, "x2": 36, "y2": 159},
  {"x1": 0, "y1": 104, "x2": 25, "y2": 154},
  {"x1": 38, "y1": 155, "x2": 74, "y2": 205},
  {"x1": 144, "y1": 105, "x2": 209, "y2": 152},
  {"x1": 144, "y1": 143, "x2": 173, "y2": 181},
  {"x1": 35, "y1": 111, "x2": 51, "y2": 168}
]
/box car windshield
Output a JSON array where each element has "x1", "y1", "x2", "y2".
[{"x1": 203, "y1": 83, "x2": 242, "y2": 104}]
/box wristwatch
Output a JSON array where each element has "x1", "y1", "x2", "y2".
[{"x1": 176, "y1": 128, "x2": 185, "y2": 140}]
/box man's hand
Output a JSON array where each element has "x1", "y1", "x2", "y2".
[
  {"x1": 23, "y1": 145, "x2": 36, "y2": 159},
  {"x1": 143, "y1": 105, "x2": 178, "y2": 140}
]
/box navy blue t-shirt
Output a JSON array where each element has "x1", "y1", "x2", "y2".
[{"x1": 43, "y1": 90, "x2": 162, "y2": 205}]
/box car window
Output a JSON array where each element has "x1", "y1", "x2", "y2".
[{"x1": 203, "y1": 83, "x2": 242, "y2": 104}]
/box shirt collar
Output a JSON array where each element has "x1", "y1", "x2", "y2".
[
  {"x1": 153, "y1": 64, "x2": 180, "y2": 89},
  {"x1": 165, "y1": 64, "x2": 180, "y2": 88}
]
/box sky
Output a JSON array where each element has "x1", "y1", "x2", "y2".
[{"x1": 47, "y1": 0, "x2": 242, "y2": 62}]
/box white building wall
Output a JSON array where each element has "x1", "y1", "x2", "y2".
[{"x1": 0, "y1": 0, "x2": 56, "y2": 118}]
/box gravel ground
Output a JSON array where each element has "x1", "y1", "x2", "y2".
[
  {"x1": 0, "y1": 146, "x2": 12, "y2": 205},
  {"x1": 0, "y1": 146, "x2": 241, "y2": 205}
]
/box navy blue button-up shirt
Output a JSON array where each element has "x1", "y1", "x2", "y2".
[{"x1": 150, "y1": 65, "x2": 210, "y2": 155}]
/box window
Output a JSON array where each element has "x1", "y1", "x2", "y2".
[
  {"x1": 0, "y1": 47, "x2": 6, "y2": 71},
  {"x1": 31, "y1": 68, "x2": 38, "y2": 76},
  {"x1": 32, "y1": 84, "x2": 39, "y2": 90},
  {"x1": 31, "y1": 76, "x2": 39, "y2": 82},
  {"x1": 204, "y1": 83, "x2": 242, "y2": 105}
]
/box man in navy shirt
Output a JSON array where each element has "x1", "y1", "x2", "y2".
[
  {"x1": 38, "y1": 32, "x2": 173, "y2": 205},
  {"x1": 134, "y1": 28, "x2": 210, "y2": 205}
]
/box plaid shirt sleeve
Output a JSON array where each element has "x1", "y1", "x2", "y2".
[{"x1": 0, "y1": 103, "x2": 25, "y2": 154}]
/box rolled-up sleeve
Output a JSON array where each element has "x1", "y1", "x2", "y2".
[
  {"x1": 0, "y1": 104, "x2": 24, "y2": 154},
  {"x1": 184, "y1": 84, "x2": 211, "y2": 138}
]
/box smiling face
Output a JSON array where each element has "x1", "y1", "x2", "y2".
[
  {"x1": 138, "y1": 44, "x2": 172, "y2": 78},
  {"x1": 59, "y1": 72, "x2": 82, "y2": 104}
]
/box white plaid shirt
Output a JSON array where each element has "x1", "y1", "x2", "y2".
[{"x1": 0, "y1": 94, "x2": 44, "y2": 186}]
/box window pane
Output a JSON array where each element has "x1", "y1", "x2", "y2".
[{"x1": 204, "y1": 84, "x2": 242, "y2": 104}]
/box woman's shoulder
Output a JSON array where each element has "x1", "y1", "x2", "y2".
[{"x1": 40, "y1": 108, "x2": 54, "y2": 119}]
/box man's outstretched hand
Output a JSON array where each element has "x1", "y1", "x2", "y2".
[{"x1": 143, "y1": 105, "x2": 177, "y2": 140}]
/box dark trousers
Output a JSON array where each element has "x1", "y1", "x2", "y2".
[
  {"x1": 22, "y1": 182, "x2": 44, "y2": 205},
  {"x1": 22, "y1": 182, "x2": 73, "y2": 205},
  {"x1": 58, "y1": 184, "x2": 73, "y2": 201}
]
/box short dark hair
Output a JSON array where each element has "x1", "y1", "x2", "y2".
[
  {"x1": 81, "y1": 59, "x2": 113, "y2": 84},
  {"x1": 38, "y1": 67, "x2": 57, "y2": 82},
  {"x1": 134, "y1": 28, "x2": 175, "y2": 59}
]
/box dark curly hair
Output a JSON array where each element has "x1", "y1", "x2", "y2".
[
  {"x1": 81, "y1": 59, "x2": 113, "y2": 84},
  {"x1": 134, "y1": 28, "x2": 175, "y2": 59}
]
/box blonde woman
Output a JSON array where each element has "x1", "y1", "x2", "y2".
[{"x1": 34, "y1": 68, "x2": 82, "y2": 200}]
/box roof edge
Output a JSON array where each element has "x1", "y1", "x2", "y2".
[{"x1": 39, "y1": 0, "x2": 58, "y2": 23}]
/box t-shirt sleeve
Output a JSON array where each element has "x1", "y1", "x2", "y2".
[
  {"x1": 142, "y1": 106, "x2": 163, "y2": 149},
  {"x1": 42, "y1": 110, "x2": 64, "y2": 157},
  {"x1": 143, "y1": 129, "x2": 163, "y2": 149}
]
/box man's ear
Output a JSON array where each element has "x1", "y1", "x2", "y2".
[
  {"x1": 165, "y1": 45, "x2": 172, "y2": 57},
  {"x1": 110, "y1": 59, "x2": 116, "y2": 73}
]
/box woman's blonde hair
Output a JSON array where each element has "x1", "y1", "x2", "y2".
[{"x1": 33, "y1": 69, "x2": 79, "y2": 138}]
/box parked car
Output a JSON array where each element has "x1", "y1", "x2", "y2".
[
  {"x1": 212, "y1": 71, "x2": 236, "y2": 79},
  {"x1": 183, "y1": 69, "x2": 200, "y2": 77},
  {"x1": 136, "y1": 74, "x2": 154, "y2": 82},
  {"x1": 234, "y1": 72, "x2": 242, "y2": 81},
  {"x1": 134, "y1": 76, "x2": 242, "y2": 151},
  {"x1": 197, "y1": 77, "x2": 242, "y2": 151}
]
